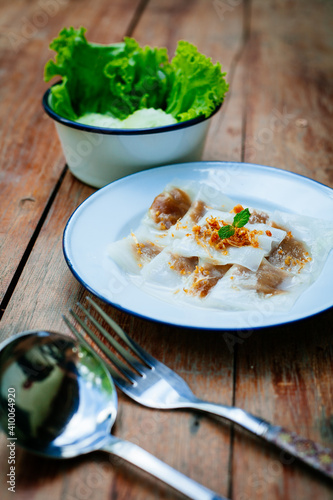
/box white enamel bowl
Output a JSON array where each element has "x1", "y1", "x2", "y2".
[{"x1": 43, "y1": 86, "x2": 221, "y2": 188}]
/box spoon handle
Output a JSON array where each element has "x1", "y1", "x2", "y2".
[
  {"x1": 183, "y1": 399, "x2": 333, "y2": 480},
  {"x1": 102, "y1": 436, "x2": 227, "y2": 500}
]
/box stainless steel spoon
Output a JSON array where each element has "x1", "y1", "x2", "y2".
[{"x1": 0, "y1": 331, "x2": 226, "y2": 500}]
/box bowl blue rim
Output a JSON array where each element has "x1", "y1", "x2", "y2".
[{"x1": 42, "y1": 82, "x2": 222, "y2": 136}]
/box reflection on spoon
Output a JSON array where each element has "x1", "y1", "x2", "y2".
[{"x1": 0, "y1": 331, "x2": 226, "y2": 500}]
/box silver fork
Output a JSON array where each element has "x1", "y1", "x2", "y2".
[{"x1": 64, "y1": 297, "x2": 333, "y2": 481}]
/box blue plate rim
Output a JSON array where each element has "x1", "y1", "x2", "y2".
[{"x1": 62, "y1": 160, "x2": 333, "y2": 331}]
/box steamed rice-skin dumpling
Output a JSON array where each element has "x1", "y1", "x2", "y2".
[{"x1": 108, "y1": 181, "x2": 333, "y2": 311}]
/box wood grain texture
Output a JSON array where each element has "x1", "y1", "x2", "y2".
[
  {"x1": 0, "y1": 0, "x2": 332, "y2": 499},
  {"x1": 231, "y1": 1, "x2": 333, "y2": 499},
  {"x1": 0, "y1": 0, "x2": 142, "y2": 303},
  {"x1": 131, "y1": 0, "x2": 246, "y2": 163},
  {"x1": 0, "y1": 0, "x2": 242, "y2": 499},
  {"x1": 242, "y1": 0, "x2": 333, "y2": 186},
  {"x1": 232, "y1": 318, "x2": 333, "y2": 500}
]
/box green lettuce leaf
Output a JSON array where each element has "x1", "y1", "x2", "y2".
[
  {"x1": 103, "y1": 37, "x2": 172, "y2": 118},
  {"x1": 44, "y1": 27, "x2": 228, "y2": 123},
  {"x1": 166, "y1": 41, "x2": 228, "y2": 121}
]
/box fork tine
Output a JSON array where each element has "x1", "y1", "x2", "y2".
[
  {"x1": 62, "y1": 314, "x2": 131, "y2": 389},
  {"x1": 86, "y1": 296, "x2": 155, "y2": 367},
  {"x1": 66, "y1": 309, "x2": 139, "y2": 384},
  {"x1": 62, "y1": 315, "x2": 122, "y2": 381},
  {"x1": 76, "y1": 302, "x2": 146, "y2": 374}
]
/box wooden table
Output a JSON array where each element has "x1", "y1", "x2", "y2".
[{"x1": 1, "y1": 0, "x2": 332, "y2": 498}]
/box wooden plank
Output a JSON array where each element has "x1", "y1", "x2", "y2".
[
  {"x1": 130, "y1": 0, "x2": 247, "y2": 163},
  {"x1": 0, "y1": 2, "x2": 159, "y2": 500},
  {"x1": 0, "y1": 0, "x2": 245, "y2": 499},
  {"x1": 0, "y1": 0, "x2": 142, "y2": 303},
  {"x1": 232, "y1": 0, "x2": 333, "y2": 498},
  {"x1": 232, "y1": 317, "x2": 333, "y2": 500},
  {"x1": 3, "y1": 0, "x2": 331, "y2": 499},
  {"x1": 243, "y1": 0, "x2": 333, "y2": 187}
]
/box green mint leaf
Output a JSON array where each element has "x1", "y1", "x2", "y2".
[
  {"x1": 233, "y1": 208, "x2": 251, "y2": 228},
  {"x1": 218, "y1": 225, "x2": 235, "y2": 240}
]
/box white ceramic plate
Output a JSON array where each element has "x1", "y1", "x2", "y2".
[{"x1": 63, "y1": 161, "x2": 333, "y2": 330}]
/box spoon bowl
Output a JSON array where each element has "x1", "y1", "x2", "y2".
[
  {"x1": 0, "y1": 331, "x2": 117, "y2": 458},
  {"x1": 0, "y1": 331, "x2": 226, "y2": 500}
]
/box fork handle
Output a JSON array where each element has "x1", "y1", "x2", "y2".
[
  {"x1": 263, "y1": 425, "x2": 333, "y2": 479},
  {"x1": 186, "y1": 400, "x2": 333, "y2": 479},
  {"x1": 101, "y1": 436, "x2": 227, "y2": 500}
]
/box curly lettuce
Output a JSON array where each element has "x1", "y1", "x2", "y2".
[
  {"x1": 166, "y1": 41, "x2": 228, "y2": 121},
  {"x1": 44, "y1": 27, "x2": 228, "y2": 123}
]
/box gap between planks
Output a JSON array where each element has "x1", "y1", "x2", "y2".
[{"x1": 0, "y1": 0, "x2": 152, "y2": 322}]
